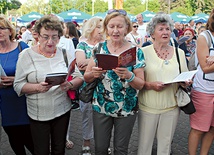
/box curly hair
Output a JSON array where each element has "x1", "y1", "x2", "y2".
[
  {"x1": 34, "y1": 15, "x2": 63, "y2": 37},
  {"x1": 146, "y1": 12, "x2": 174, "y2": 36},
  {"x1": 82, "y1": 17, "x2": 103, "y2": 40}
]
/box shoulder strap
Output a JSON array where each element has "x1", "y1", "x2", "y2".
[
  {"x1": 18, "y1": 42, "x2": 22, "y2": 52},
  {"x1": 175, "y1": 47, "x2": 181, "y2": 73},
  {"x1": 62, "y1": 48, "x2": 68, "y2": 67}
]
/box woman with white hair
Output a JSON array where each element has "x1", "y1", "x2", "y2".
[{"x1": 137, "y1": 13, "x2": 191, "y2": 155}]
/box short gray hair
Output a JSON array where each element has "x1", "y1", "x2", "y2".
[{"x1": 146, "y1": 13, "x2": 174, "y2": 35}]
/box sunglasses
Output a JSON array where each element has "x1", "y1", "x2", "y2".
[
  {"x1": 107, "y1": 9, "x2": 127, "y2": 16},
  {"x1": 133, "y1": 25, "x2": 139, "y2": 28}
]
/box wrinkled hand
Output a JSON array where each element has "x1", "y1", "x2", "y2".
[
  {"x1": 0, "y1": 76, "x2": 14, "y2": 87},
  {"x1": 179, "y1": 80, "x2": 192, "y2": 88},
  {"x1": 37, "y1": 82, "x2": 52, "y2": 93},
  {"x1": 152, "y1": 81, "x2": 166, "y2": 91},
  {"x1": 60, "y1": 81, "x2": 72, "y2": 91},
  {"x1": 113, "y1": 67, "x2": 131, "y2": 79},
  {"x1": 91, "y1": 67, "x2": 106, "y2": 78}
]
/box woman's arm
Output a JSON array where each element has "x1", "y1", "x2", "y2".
[
  {"x1": 75, "y1": 50, "x2": 90, "y2": 71},
  {"x1": 197, "y1": 35, "x2": 214, "y2": 73}
]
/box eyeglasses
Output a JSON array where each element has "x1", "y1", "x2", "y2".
[
  {"x1": 39, "y1": 34, "x2": 59, "y2": 41},
  {"x1": 133, "y1": 25, "x2": 139, "y2": 28},
  {"x1": 0, "y1": 27, "x2": 9, "y2": 30},
  {"x1": 107, "y1": 9, "x2": 127, "y2": 16}
]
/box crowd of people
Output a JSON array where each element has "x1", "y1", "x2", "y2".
[{"x1": 0, "y1": 7, "x2": 214, "y2": 155}]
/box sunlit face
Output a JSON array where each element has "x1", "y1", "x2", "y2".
[
  {"x1": 107, "y1": 16, "x2": 128, "y2": 42},
  {"x1": 136, "y1": 14, "x2": 143, "y2": 24},
  {"x1": 0, "y1": 25, "x2": 11, "y2": 42},
  {"x1": 152, "y1": 23, "x2": 171, "y2": 44},
  {"x1": 184, "y1": 30, "x2": 194, "y2": 41},
  {"x1": 91, "y1": 21, "x2": 103, "y2": 40},
  {"x1": 132, "y1": 23, "x2": 138, "y2": 32},
  {"x1": 38, "y1": 27, "x2": 60, "y2": 52}
]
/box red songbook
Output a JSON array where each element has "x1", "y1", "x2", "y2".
[{"x1": 95, "y1": 47, "x2": 136, "y2": 70}]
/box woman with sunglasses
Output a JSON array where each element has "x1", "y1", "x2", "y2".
[
  {"x1": 84, "y1": 9, "x2": 145, "y2": 155},
  {"x1": 126, "y1": 22, "x2": 143, "y2": 47},
  {"x1": 14, "y1": 15, "x2": 83, "y2": 155}
]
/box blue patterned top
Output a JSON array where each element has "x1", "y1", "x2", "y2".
[{"x1": 92, "y1": 41, "x2": 145, "y2": 117}]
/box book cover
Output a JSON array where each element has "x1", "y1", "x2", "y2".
[
  {"x1": 164, "y1": 70, "x2": 197, "y2": 84},
  {"x1": 45, "y1": 73, "x2": 67, "y2": 86},
  {"x1": 96, "y1": 46, "x2": 136, "y2": 70},
  {"x1": 67, "y1": 58, "x2": 76, "y2": 79}
]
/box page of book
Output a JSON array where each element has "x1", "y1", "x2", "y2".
[{"x1": 164, "y1": 70, "x2": 197, "y2": 84}]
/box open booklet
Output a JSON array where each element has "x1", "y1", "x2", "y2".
[
  {"x1": 0, "y1": 64, "x2": 7, "y2": 77},
  {"x1": 45, "y1": 73, "x2": 67, "y2": 86},
  {"x1": 95, "y1": 46, "x2": 136, "y2": 70},
  {"x1": 45, "y1": 59, "x2": 77, "y2": 86},
  {"x1": 164, "y1": 70, "x2": 197, "y2": 84}
]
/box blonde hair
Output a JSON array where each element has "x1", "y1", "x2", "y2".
[
  {"x1": 82, "y1": 17, "x2": 103, "y2": 39},
  {"x1": 103, "y1": 12, "x2": 132, "y2": 37},
  {"x1": 0, "y1": 16, "x2": 16, "y2": 41}
]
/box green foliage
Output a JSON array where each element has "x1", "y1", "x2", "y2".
[{"x1": 3, "y1": 0, "x2": 213, "y2": 20}]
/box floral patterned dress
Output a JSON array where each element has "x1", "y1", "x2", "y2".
[{"x1": 92, "y1": 41, "x2": 145, "y2": 117}]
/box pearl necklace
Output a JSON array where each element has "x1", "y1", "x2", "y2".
[
  {"x1": 154, "y1": 46, "x2": 170, "y2": 65},
  {"x1": 38, "y1": 46, "x2": 56, "y2": 58}
]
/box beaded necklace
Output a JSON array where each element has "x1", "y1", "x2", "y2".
[
  {"x1": 38, "y1": 46, "x2": 56, "y2": 58},
  {"x1": 154, "y1": 47, "x2": 170, "y2": 65}
]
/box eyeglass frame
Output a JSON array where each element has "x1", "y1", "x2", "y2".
[
  {"x1": 107, "y1": 9, "x2": 127, "y2": 16},
  {"x1": 38, "y1": 33, "x2": 60, "y2": 41}
]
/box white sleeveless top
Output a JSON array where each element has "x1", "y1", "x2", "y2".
[{"x1": 193, "y1": 30, "x2": 214, "y2": 94}]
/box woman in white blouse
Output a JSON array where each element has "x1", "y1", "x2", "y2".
[{"x1": 14, "y1": 15, "x2": 83, "y2": 155}]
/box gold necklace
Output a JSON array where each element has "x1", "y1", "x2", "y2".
[
  {"x1": 109, "y1": 41, "x2": 125, "y2": 52},
  {"x1": 38, "y1": 46, "x2": 56, "y2": 58}
]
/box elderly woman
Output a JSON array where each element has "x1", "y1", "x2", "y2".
[
  {"x1": 188, "y1": 9, "x2": 214, "y2": 155},
  {"x1": 75, "y1": 16, "x2": 104, "y2": 155},
  {"x1": 0, "y1": 16, "x2": 34, "y2": 155},
  {"x1": 84, "y1": 9, "x2": 145, "y2": 154},
  {"x1": 137, "y1": 13, "x2": 190, "y2": 155},
  {"x1": 14, "y1": 15, "x2": 83, "y2": 155}
]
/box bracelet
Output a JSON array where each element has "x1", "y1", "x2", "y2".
[{"x1": 125, "y1": 72, "x2": 135, "y2": 83}]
